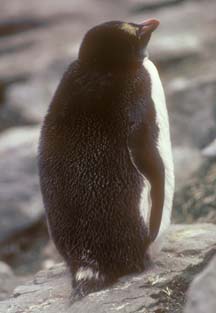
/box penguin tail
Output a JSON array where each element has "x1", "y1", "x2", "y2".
[{"x1": 72, "y1": 267, "x2": 113, "y2": 299}]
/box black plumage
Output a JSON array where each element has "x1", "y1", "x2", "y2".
[{"x1": 38, "y1": 19, "x2": 164, "y2": 297}]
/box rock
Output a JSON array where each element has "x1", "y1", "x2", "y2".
[
  {"x1": 150, "y1": 33, "x2": 202, "y2": 66},
  {"x1": 3, "y1": 233, "x2": 62, "y2": 276},
  {"x1": 184, "y1": 255, "x2": 216, "y2": 313},
  {"x1": 0, "y1": 224, "x2": 215, "y2": 313},
  {"x1": 168, "y1": 76, "x2": 216, "y2": 149},
  {"x1": 0, "y1": 261, "x2": 14, "y2": 300},
  {"x1": 0, "y1": 126, "x2": 43, "y2": 246},
  {"x1": 202, "y1": 138, "x2": 216, "y2": 159},
  {"x1": 130, "y1": 0, "x2": 186, "y2": 12},
  {"x1": 0, "y1": 126, "x2": 61, "y2": 276},
  {"x1": 0, "y1": 76, "x2": 58, "y2": 128},
  {"x1": 0, "y1": 261, "x2": 25, "y2": 301},
  {"x1": 41, "y1": 241, "x2": 62, "y2": 270},
  {"x1": 173, "y1": 160, "x2": 216, "y2": 224},
  {"x1": 173, "y1": 146, "x2": 203, "y2": 191},
  {"x1": 0, "y1": 16, "x2": 54, "y2": 38}
]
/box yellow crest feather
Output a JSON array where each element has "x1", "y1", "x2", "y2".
[{"x1": 120, "y1": 23, "x2": 137, "y2": 36}]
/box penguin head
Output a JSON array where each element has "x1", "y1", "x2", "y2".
[{"x1": 79, "y1": 19, "x2": 159, "y2": 70}]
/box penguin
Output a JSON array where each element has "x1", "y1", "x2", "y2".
[{"x1": 38, "y1": 18, "x2": 174, "y2": 297}]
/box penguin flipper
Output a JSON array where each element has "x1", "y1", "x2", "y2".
[{"x1": 128, "y1": 124, "x2": 165, "y2": 242}]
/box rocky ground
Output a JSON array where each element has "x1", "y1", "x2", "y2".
[
  {"x1": 1, "y1": 224, "x2": 216, "y2": 313},
  {"x1": 0, "y1": 0, "x2": 216, "y2": 312},
  {"x1": 174, "y1": 160, "x2": 216, "y2": 224}
]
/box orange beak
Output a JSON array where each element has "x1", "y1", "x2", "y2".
[{"x1": 139, "y1": 18, "x2": 160, "y2": 36}]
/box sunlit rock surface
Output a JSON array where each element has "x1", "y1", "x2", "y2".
[{"x1": 185, "y1": 255, "x2": 216, "y2": 313}]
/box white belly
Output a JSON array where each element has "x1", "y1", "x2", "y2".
[{"x1": 141, "y1": 58, "x2": 175, "y2": 250}]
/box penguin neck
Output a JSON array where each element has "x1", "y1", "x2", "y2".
[
  {"x1": 79, "y1": 58, "x2": 144, "y2": 75},
  {"x1": 78, "y1": 60, "x2": 144, "y2": 101},
  {"x1": 51, "y1": 60, "x2": 145, "y2": 119}
]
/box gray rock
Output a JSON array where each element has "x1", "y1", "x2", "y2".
[
  {"x1": 0, "y1": 261, "x2": 34, "y2": 301},
  {"x1": 130, "y1": 0, "x2": 186, "y2": 12},
  {"x1": 168, "y1": 76, "x2": 216, "y2": 148},
  {"x1": 0, "y1": 126, "x2": 43, "y2": 245},
  {"x1": 173, "y1": 146, "x2": 203, "y2": 191},
  {"x1": 0, "y1": 261, "x2": 14, "y2": 300},
  {"x1": 0, "y1": 224, "x2": 215, "y2": 313},
  {"x1": 150, "y1": 33, "x2": 202, "y2": 66},
  {"x1": 173, "y1": 160, "x2": 216, "y2": 224},
  {"x1": 202, "y1": 138, "x2": 216, "y2": 159},
  {"x1": 0, "y1": 261, "x2": 26, "y2": 301},
  {"x1": 184, "y1": 255, "x2": 216, "y2": 313},
  {"x1": 1, "y1": 76, "x2": 58, "y2": 128}
]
